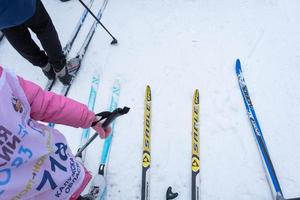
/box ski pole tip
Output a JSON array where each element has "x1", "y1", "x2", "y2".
[
  {"x1": 111, "y1": 38, "x2": 118, "y2": 45},
  {"x1": 166, "y1": 186, "x2": 178, "y2": 200}
]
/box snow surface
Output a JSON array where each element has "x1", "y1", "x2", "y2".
[{"x1": 1, "y1": 0, "x2": 300, "y2": 199}]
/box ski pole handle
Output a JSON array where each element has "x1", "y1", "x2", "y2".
[{"x1": 76, "y1": 106, "x2": 130, "y2": 157}]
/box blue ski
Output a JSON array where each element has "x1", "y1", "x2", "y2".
[
  {"x1": 79, "y1": 72, "x2": 100, "y2": 162},
  {"x1": 98, "y1": 79, "x2": 120, "y2": 200},
  {"x1": 100, "y1": 80, "x2": 120, "y2": 162},
  {"x1": 236, "y1": 59, "x2": 300, "y2": 200}
]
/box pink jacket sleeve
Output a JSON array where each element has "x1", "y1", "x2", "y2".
[
  {"x1": 19, "y1": 78, "x2": 95, "y2": 128},
  {"x1": 0, "y1": 67, "x2": 95, "y2": 128}
]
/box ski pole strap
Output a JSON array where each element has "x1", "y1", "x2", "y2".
[
  {"x1": 92, "y1": 106, "x2": 130, "y2": 128},
  {"x1": 76, "y1": 106, "x2": 130, "y2": 157}
]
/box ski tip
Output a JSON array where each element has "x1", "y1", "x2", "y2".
[
  {"x1": 194, "y1": 89, "x2": 199, "y2": 104},
  {"x1": 235, "y1": 59, "x2": 242, "y2": 74},
  {"x1": 114, "y1": 77, "x2": 121, "y2": 83},
  {"x1": 146, "y1": 85, "x2": 151, "y2": 101},
  {"x1": 113, "y1": 78, "x2": 121, "y2": 89}
]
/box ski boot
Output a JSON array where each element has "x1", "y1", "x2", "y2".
[
  {"x1": 81, "y1": 174, "x2": 106, "y2": 200},
  {"x1": 41, "y1": 62, "x2": 55, "y2": 80},
  {"x1": 55, "y1": 57, "x2": 80, "y2": 85}
]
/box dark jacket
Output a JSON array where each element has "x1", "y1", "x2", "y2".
[{"x1": 0, "y1": 0, "x2": 36, "y2": 29}]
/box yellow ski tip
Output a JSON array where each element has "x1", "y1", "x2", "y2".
[
  {"x1": 194, "y1": 89, "x2": 199, "y2": 104},
  {"x1": 146, "y1": 85, "x2": 151, "y2": 101}
]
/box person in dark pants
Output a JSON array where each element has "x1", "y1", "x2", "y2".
[{"x1": 0, "y1": 0, "x2": 73, "y2": 85}]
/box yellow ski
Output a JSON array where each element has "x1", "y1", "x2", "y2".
[
  {"x1": 191, "y1": 89, "x2": 200, "y2": 200},
  {"x1": 141, "y1": 85, "x2": 151, "y2": 200}
]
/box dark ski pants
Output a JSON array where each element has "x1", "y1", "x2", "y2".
[{"x1": 1, "y1": 0, "x2": 65, "y2": 71}]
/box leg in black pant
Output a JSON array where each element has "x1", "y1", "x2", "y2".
[
  {"x1": 2, "y1": 0, "x2": 74, "y2": 84},
  {"x1": 25, "y1": 0, "x2": 66, "y2": 71},
  {"x1": 1, "y1": 24, "x2": 49, "y2": 67}
]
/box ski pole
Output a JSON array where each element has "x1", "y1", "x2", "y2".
[
  {"x1": 76, "y1": 106, "x2": 130, "y2": 157},
  {"x1": 77, "y1": 0, "x2": 118, "y2": 45}
]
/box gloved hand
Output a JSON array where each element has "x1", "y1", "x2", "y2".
[
  {"x1": 92, "y1": 116, "x2": 111, "y2": 139},
  {"x1": 91, "y1": 107, "x2": 130, "y2": 139}
]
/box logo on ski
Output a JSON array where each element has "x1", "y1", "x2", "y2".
[
  {"x1": 192, "y1": 156, "x2": 200, "y2": 172},
  {"x1": 142, "y1": 153, "x2": 151, "y2": 168}
]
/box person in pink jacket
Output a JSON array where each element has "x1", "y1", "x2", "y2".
[{"x1": 0, "y1": 66, "x2": 110, "y2": 200}]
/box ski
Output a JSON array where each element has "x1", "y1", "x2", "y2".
[
  {"x1": 97, "y1": 79, "x2": 121, "y2": 200},
  {"x1": 45, "y1": 0, "x2": 95, "y2": 91},
  {"x1": 62, "y1": 0, "x2": 95, "y2": 56},
  {"x1": 48, "y1": 0, "x2": 109, "y2": 128},
  {"x1": 141, "y1": 85, "x2": 151, "y2": 200},
  {"x1": 191, "y1": 89, "x2": 200, "y2": 200},
  {"x1": 78, "y1": 72, "x2": 100, "y2": 163},
  {"x1": 59, "y1": 0, "x2": 109, "y2": 97},
  {"x1": 236, "y1": 59, "x2": 300, "y2": 200}
]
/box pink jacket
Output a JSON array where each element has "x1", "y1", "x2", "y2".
[
  {"x1": 0, "y1": 67, "x2": 95, "y2": 128},
  {"x1": 0, "y1": 66, "x2": 95, "y2": 200}
]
